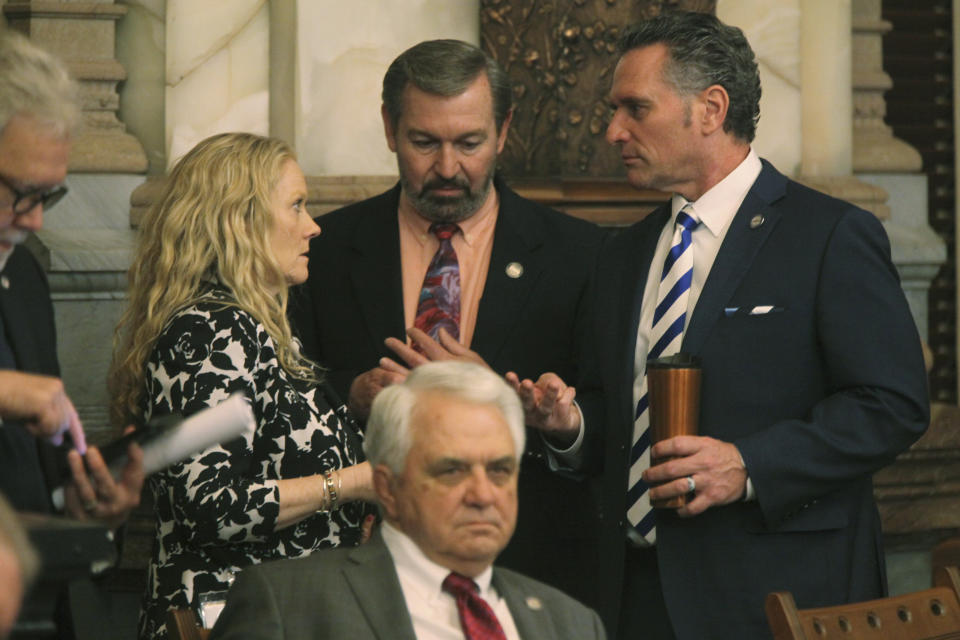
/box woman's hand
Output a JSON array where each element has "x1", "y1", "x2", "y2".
[{"x1": 276, "y1": 461, "x2": 377, "y2": 529}]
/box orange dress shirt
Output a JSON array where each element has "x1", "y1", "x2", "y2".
[{"x1": 397, "y1": 192, "x2": 498, "y2": 348}]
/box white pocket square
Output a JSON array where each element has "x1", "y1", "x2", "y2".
[{"x1": 724, "y1": 305, "x2": 783, "y2": 317}]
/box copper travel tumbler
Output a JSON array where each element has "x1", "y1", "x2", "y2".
[{"x1": 646, "y1": 354, "x2": 701, "y2": 509}]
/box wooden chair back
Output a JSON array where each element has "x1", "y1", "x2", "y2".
[
  {"x1": 766, "y1": 566, "x2": 960, "y2": 639},
  {"x1": 165, "y1": 608, "x2": 211, "y2": 640}
]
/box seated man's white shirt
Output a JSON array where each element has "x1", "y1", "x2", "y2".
[{"x1": 381, "y1": 521, "x2": 522, "y2": 640}]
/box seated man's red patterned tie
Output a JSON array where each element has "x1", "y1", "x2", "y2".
[
  {"x1": 414, "y1": 223, "x2": 461, "y2": 343},
  {"x1": 442, "y1": 572, "x2": 508, "y2": 640}
]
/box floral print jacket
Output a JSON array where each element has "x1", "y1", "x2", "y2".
[{"x1": 137, "y1": 291, "x2": 371, "y2": 639}]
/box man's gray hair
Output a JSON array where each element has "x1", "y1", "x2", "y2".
[
  {"x1": 381, "y1": 39, "x2": 513, "y2": 133},
  {"x1": 0, "y1": 493, "x2": 40, "y2": 589},
  {"x1": 364, "y1": 361, "x2": 526, "y2": 474},
  {"x1": 0, "y1": 29, "x2": 79, "y2": 137},
  {"x1": 619, "y1": 11, "x2": 761, "y2": 143}
]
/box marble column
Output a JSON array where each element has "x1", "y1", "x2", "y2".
[
  {"x1": 851, "y1": 0, "x2": 922, "y2": 173},
  {"x1": 794, "y1": 0, "x2": 889, "y2": 220},
  {"x1": 800, "y1": 0, "x2": 853, "y2": 177},
  {"x1": 851, "y1": 0, "x2": 943, "y2": 351},
  {"x1": 2, "y1": 0, "x2": 147, "y2": 172},
  {"x1": 116, "y1": 0, "x2": 166, "y2": 175},
  {"x1": 848, "y1": 1, "x2": 950, "y2": 593}
]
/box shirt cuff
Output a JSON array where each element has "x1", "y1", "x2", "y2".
[
  {"x1": 738, "y1": 451, "x2": 755, "y2": 501},
  {"x1": 541, "y1": 402, "x2": 585, "y2": 471}
]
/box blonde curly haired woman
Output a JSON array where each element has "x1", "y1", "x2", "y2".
[{"x1": 109, "y1": 133, "x2": 376, "y2": 640}]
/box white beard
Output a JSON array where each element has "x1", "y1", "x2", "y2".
[{"x1": 0, "y1": 230, "x2": 27, "y2": 272}]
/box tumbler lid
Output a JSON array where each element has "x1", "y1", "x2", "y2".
[{"x1": 646, "y1": 353, "x2": 701, "y2": 369}]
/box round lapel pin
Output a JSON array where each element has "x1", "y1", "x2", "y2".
[
  {"x1": 749, "y1": 214, "x2": 765, "y2": 229},
  {"x1": 505, "y1": 262, "x2": 523, "y2": 279},
  {"x1": 525, "y1": 596, "x2": 542, "y2": 610},
  {"x1": 0, "y1": 276, "x2": 9, "y2": 290}
]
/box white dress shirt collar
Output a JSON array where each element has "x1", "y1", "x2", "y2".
[
  {"x1": 381, "y1": 522, "x2": 521, "y2": 640},
  {"x1": 381, "y1": 521, "x2": 495, "y2": 598},
  {"x1": 671, "y1": 148, "x2": 763, "y2": 238}
]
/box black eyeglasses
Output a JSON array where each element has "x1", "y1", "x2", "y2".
[{"x1": 0, "y1": 171, "x2": 68, "y2": 216}]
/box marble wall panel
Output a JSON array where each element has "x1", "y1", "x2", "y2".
[
  {"x1": 163, "y1": 0, "x2": 479, "y2": 174},
  {"x1": 293, "y1": 0, "x2": 480, "y2": 176},
  {"x1": 717, "y1": 0, "x2": 802, "y2": 175},
  {"x1": 166, "y1": 0, "x2": 264, "y2": 83},
  {"x1": 165, "y1": 0, "x2": 269, "y2": 166}
]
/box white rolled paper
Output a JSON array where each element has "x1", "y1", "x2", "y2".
[{"x1": 140, "y1": 393, "x2": 255, "y2": 475}]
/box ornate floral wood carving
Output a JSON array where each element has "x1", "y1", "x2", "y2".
[{"x1": 481, "y1": 0, "x2": 715, "y2": 177}]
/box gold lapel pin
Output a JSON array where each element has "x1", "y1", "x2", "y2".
[
  {"x1": 505, "y1": 262, "x2": 523, "y2": 279},
  {"x1": 0, "y1": 276, "x2": 9, "y2": 290},
  {"x1": 749, "y1": 214, "x2": 765, "y2": 229},
  {"x1": 525, "y1": 596, "x2": 542, "y2": 610}
]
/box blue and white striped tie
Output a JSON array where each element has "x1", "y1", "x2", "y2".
[{"x1": 627, "y1": 206, "x2": 700, "y2": 543}]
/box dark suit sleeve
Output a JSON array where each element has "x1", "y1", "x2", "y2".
[
  {"x1": 736, "y1": 208, "x2": 929, "y2": 526},
  {"x1": 208, "y1": 567, "x2": 283, "y2": 640},
  {"x1": 0, "y1": 247, "x2": 66, "y2": 511},
  {"x1": 569, "y1": 231, "x2": 615, "y2": 474}
]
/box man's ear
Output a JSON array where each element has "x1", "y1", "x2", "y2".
[
  {"x1": 495, "y1": 108, "x2": 514, "y2": 154},
  {"x1": 381, "y1": 104, "x2": 398, "y2": 153},
  {"x1": 373, "y1": 464, "x2": 399, "y2": 519},
  {"x1": 699, "y1": 84, "x2": 730, "y2": 136}
]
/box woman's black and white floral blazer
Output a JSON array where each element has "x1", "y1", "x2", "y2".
[{"x1": 137, "y1": 289, "x2": 371, "y2": 640}]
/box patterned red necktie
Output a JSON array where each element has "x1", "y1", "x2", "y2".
[
  {"x1": 442, "y1": 572, "x2": 508, "y2": 640},
  {"x1": 414, "y1": 223, "x2": 461, "y2": 341}
]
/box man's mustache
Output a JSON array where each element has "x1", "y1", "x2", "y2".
[{"x1": 422, "y1": 177, "x2": 471, "y2": 194}]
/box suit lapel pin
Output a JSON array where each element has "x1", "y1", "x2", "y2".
[
  {"x1": 749, "y1": 214, "x2": 765, "y2": 229},
  {"x1": 0, "y1": 276, "x2": 8, "y2": 290},
  {"x1": 525, "y1": 596, "x2": 542, "y2": 610},
  {"x1": 505, "y1": 262, "x2": 523, "y2": 279}
]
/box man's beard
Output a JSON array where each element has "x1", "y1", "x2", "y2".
[
  {"x1": 0, "y1": 229, "x2": 27, "y2": 272},
  {"x1": 400, "y1": 166, "x2": 496, "y2": 224}
]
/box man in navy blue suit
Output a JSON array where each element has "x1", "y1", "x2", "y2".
[{"x1": 511, "y1": 11, "x2": 930, "y2": 639}]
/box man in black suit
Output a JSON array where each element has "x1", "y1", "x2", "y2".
[
  {"x1": 0, "y1": 29, "x2": 144, "y2": 639},
  {"x1": 210, "y1": 362, "x2": 605, "y2": 640},
  {"x1": 290, "y1": 39, "x2": 603, "y2": 606},
  {"x1": 0, "y1": 29, "x2": 142, "y2": 528},
  {"x1": 513, "y1": 12, "x2": 929, "y2": 639}
]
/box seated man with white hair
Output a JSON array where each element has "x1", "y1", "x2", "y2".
[{"x1": 210, "y1": 361, "x2": 605, "y2": 640}]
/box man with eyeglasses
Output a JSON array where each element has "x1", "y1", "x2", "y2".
[{"x1": 0, "y1": 29, "x2": 143, "y2": 527}]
